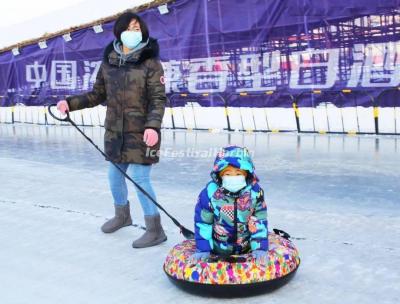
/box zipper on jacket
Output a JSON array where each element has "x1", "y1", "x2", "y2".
[
  {"x1": 120, "y1": 66, "x2": 127, "y2": 158},
  {"x1": 233, "y1": 198, "x2": 238, "y2": 246}
]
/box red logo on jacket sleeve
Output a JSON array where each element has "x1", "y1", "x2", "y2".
[{"x1": 160, "y1": 76, "x2": 165, "y2": 84}]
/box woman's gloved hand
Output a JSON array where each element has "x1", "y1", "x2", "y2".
[
  {"x1": 252, "y1": 250, "x2": 268, "y2": 264},
  {"x1": 143, "y1": 128, "x2": 159, "y2": 147},
  {"x1": 56, "y1": 100, "x2": 69, "y2": 115},
  {"x1": 189, "y1": 251, "x2": 210, "y2": 263}
]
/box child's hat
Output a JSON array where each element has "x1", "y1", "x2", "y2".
[{"x1": 211, "y1": 146, "x2": 258, "y2": 184}]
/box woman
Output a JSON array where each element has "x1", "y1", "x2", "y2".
[{"x1": 57, "y1": 12, "x2": 167, "y2": 248}]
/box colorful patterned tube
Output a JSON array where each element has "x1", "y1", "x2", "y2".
[{"x1": 163, "y1": 231, "x2": 301, "y2": 297}]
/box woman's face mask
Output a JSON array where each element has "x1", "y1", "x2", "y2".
[
  {"x1": 121, "y1": 30, "x2": 143, "y2": 49},
  {"x1": 121, "y1": 18, "x2": 143, "y2": 49},
  {"x1": 221, "y1": 175, "x2": 247, "y2": 193}
]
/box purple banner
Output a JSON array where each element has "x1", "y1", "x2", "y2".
[{"x1": 0, "y1": 0, "x2": 399, "y2": 108}]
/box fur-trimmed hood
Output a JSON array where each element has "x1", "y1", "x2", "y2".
[{"x1": 103, "y1": 37, "x2": 160, "y2": 66}]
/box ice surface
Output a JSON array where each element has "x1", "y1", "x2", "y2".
[{"x1": 0, "y1": 124, "x2": 399, "y2": 304}]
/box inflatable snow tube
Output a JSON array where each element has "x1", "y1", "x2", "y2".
[{"x1": 163, "y1": 230, "x2": 300, "y2": 297}]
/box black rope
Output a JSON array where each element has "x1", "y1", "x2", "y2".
[{"x1": 47, "y1": 104, "x2": 195, "y2": 239}]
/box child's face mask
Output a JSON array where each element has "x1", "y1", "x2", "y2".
[{"x1": 221, "y1": 175, "x2": 247, "y2": 193}]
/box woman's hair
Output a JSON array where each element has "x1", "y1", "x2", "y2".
[{"x1": 113, "y1": 12, "x2": 149, "y2": 43}]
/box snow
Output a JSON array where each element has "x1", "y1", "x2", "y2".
[
  {"x1": 0, "y1": 0, "x2": 153, "y2": 49},
  {"x1": 0, "y1": 123, "x2": 399, "y2": 304}
]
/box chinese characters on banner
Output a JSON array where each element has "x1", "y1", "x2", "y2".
[
  {"x1": 23, "y1": 41, "x2": 400, "y2": 99},
  {"x1": 162, "y1": 42, "x2": 400, "y2": 94},
  {"x1": 26, "y1": 60, "x2": 101, "y2": 90}
]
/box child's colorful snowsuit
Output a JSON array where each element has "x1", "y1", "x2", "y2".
[{"x1": 194, "y1": 146, "x2": 268, "y2": 256}]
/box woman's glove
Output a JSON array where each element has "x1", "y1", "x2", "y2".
[
  {"x1": 252, "y1": 250, "x2": 268, "y2": 264},
  {"x1": 56, "y1": 100, "x2": 69, "y2": 115},
  {"x1": 190, "y1": 251, "x2": 210, "y2": 263},
  {"x1": 143, "y1": 128, "x2": 159, "y2": 147}
]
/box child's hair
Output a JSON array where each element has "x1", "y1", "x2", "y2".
[{"x1": 219, "y1": 165, "x2": 248, "y2": 177}]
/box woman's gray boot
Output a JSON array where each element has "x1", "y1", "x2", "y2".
[
  {"x1": 132, "y1": 214, "x2": 167, "y2": 248},
  {"x1": 101, "y1": 202, "x2": 132, "y2": 233}
]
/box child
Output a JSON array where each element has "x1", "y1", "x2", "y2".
[{"x1": 192, "y1": 146, "x2": 268, "y2": 263}]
